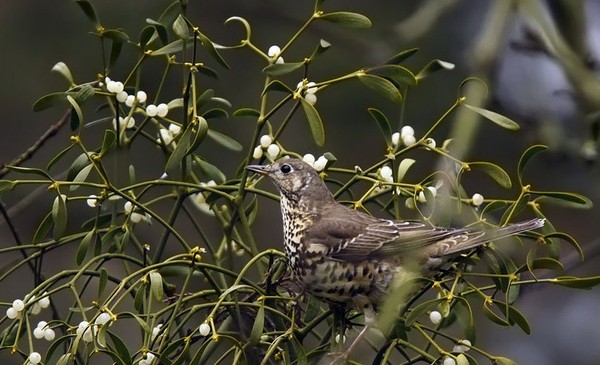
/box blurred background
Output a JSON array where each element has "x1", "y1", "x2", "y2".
[{"x1": 1, "y1": 0, "x2": 599, "y2": 364}]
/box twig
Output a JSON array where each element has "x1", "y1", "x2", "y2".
[{"x1": 0, "y1": 109, "x2": 71, "y2": 178}]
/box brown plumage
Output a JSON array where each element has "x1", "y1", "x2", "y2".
[{"x1": 247, "y1": 158, "x2": 544, "y2": 311}]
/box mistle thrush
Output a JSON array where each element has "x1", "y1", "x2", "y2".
[{"x1": 246, "y1": 158, "x2": 544, "y2": 318}]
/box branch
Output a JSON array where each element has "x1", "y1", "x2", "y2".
[{"x1": 0, "y1": 109, "x2": 71, "y2": 178}]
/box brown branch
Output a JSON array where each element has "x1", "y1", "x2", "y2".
[{"x1": 0, "y1": 109, "x2": 71, "y2": 178}]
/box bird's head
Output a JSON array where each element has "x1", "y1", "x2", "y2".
[{"x1": 246, "y1": 158, "x2": 332, "y2": 203}]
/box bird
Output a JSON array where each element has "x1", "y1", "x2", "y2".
[{"x1": 246, "y1": 158, "x2": 544, "y2": 359}]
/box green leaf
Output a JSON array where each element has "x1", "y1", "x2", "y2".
[
  {"x1": 299, "y1": 97, "x2": 325, "y2": 146},
  {"x1": 77, "y1": 230, "x2": 94, "y2": 265},
  {"x1": 318, "y1": 11, "x2": 372, "y2": 28},
  {"x1": 46, "y1": 334, "x2": 77, "y2": 364},
  {"x1": 70, "y1": 164, "x2": 93, "y2": 191},
  {"x1": 358, "y1": 74, "x2": 402, "y2": 103},
  {"x1": 386, "y1": 48, "x2": 419, "y2": 64},
  {"x1": 197, "y1": 64, "x2": 219, "y2": 79},
  {"x1": 7, "y1": 165, "x2": 53, "y2": 180},
  {"x1": 67, "y1": 153, "x2": 91, "y2": 181},
  {"x1": 263, "y1": 62, "x2": 305, "y2": 76},
  {"x1": 51, "y1": 62, "x2": 74, "y2": 85},
  {"x1": 397, "y1": 158, "x2": 416, "y2": 182},
  {"x1": 134, "y1": 285, "x2": 145, "y2": 312},
  {"x1": 462, "y1": 104, "x2": 520, "y2": 131},
  {"x1": 104, "y1": 29, "x2": 129, "y2": 68},
  {"x1": 207, "y1": 129, "x2": 242, "y2": 151},
  {"x1": 404, "y1": 297, "x2": 445, "y2": 326},
  {"x1": 66, "y1": 95, "x2": 83, "y2": 130},
  {"x1": 165, "y1": 125, "x2": 192, "y2": 179},
  {"x1": 544, "y1": 232, "x2": 584, "y2": 261},
  {"x1": 262, "y1": 80, "x2": 293, "y2": 95},
  {"x1": 303, "y1": 296, "x2": 321, "y2": 323},
  {"x1": 367, "y1": 108, "x2": 392, "y2": 145},
  {"x1": 188, "y1": 116, "x2": 209, "y2": 153},
  {"x1": 99, "y1": 267, "x2": 108, "y2": 298},
  {"x1": 152, "y1": 39, "x2": 187, "y2": 55},
  {"x1": 416, "y1": 59, "x2": 455, "y2": 80},
  {"x1": 517, "y1": 145, "x2": 547, "y2": 186},
  {"x1": 551, "y1": 275, "x2": 600, "y2": 289},
  {"x1": 75, "y1": 0, "x2": 101, "y2": 30},
  {"x1": 167, "y1": 98, "x2": 184, "y2": 110},
  {"x1": 47, "y1": 143, "x2": 77, "y2": 172},
  {"x1": 497, "y1": 301, "x2": 530, "y2": 334},
  {"x1": 493, "y1": 357, "x2": 518, "y2": 365},
  {"x1": 52, "y1": 194, "x2": 67, "y2": 239},
  {"x1": 249, "y1": 303, "x2": 265, "y2": 343},
  {"x1": 107, "y1": 331, "x2": 133, "y2": 365},
  {"x1": 500, "y1": 196, "x2": 530, "y2": 226},
  {"x1": 33, "y1": 212, "x2": 53, "y2": 244},
  {"x1": 197, "y1": 31, "x2": 230, "y2": 69},
  {"x1": 74, "y1": 84, "x2": 95, "y2": 104},
  {"x1": 529, "y1": 257, "x2": 565, "y2": 272},
  {"x1": 146, "y1": 18, "x2": 168, "y2": 45},
  {"x1": 100, "y1": 130, "x2": 117, "y2": 157},
  {"x1": 368, "y1": 65, "x2": 418, "y2": 87},
  {"x1": 533, "y1": 191, "x2": 593, "y2": 208},
  {"x1": 202, "y1": 108, "x2": 228, "y2": 120},
  {"x1": 468, "y1": 162, "x2": 512, "y2": 189},
  {"x1": 309, "y1": 38, "x2": 332, "y2": 60},
  {"x1": 173, "y1": 14, "x2": 189, "y2": 39},
  {"x1": 233, "y1": 108, "x2": 260, "y2": 118},
  {"x1": 0, "y1": 180, "x2": 16, "y2": 196},
  {"x1": 196, "y1": 159, "x2": 226, "y2": 183},
  {"x1": 482, "y1": 301, "x2": 510, "y2": 327},
  {"x1": 139, "y1": 25, "x2": 155, "y2": 50},
  {"x1": 33, "y1": 92, "x2": 70, "y2": 111},
  {"x1": 149, "y1": 271, "x2": 164, "y2": 301}
]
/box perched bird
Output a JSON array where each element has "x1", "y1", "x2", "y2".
[{"x1": 246, "y1": 158, "x2": 544, "y2": 357}]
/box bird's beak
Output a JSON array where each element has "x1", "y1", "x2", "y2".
[{"x1": 245, "y1": 164, "x2": 268, "y2": 175}]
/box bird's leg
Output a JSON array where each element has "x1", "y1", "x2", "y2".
[{"x1": 329, "y1": 299, "x2": 377, "y2": 364}]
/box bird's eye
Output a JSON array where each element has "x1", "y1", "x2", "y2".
[{"x1": 280, "y1": 164, "x2": 292, "y2": 174}]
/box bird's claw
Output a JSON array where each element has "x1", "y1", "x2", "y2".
[{"x1": 327, "y1": 351, "x2": 349, "y2": 365}]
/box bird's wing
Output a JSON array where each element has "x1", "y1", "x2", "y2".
[{"x1": 303, "y1": 205, "x2": 477, "y2": 261}]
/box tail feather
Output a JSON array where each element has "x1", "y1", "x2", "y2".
[{"x1": 432, "y1": 218, "x2": 545, "y2": 257}]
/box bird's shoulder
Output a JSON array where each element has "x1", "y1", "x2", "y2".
[{"x1": 302, "y1": 203, "x2": 451, "y2": 261}]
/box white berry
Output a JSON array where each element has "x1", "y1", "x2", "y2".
[
  {"x1": 400, "y1": 125, "x2": 414, "y2": 138},
  {"x1": 391, "y1": 132, "x2": 401, "y2": 146},
  {"x1": 429, "y1": 310, "x2": 442, "y2": 324},
  {"x1": 252, "y1": 146, "x2": 263, "y2": 159},
  {"x1": 28, "y1": 352, "x2": 42, "y2": 364},
  {"x1": 266, "y1": 144, "x2": 280, "y2": 159},
  {"x1": 313, "y1": 156, "x2": 328, "y2": 172},
  {"x1": 33, "y1": 327, "x2": 45, "y2": 339},
  {"x1": 402, "y1": 134, "x2": 416, "y2": 146},
  {"x1": 199, "y1": 322, "x2": 211, "y2": 336},
  {"x1": 267, "y1": 45, "x2": 281, "y2": 57},
  {"x1": 136, "y1": 91, "x2": 147, "y2": 103},
  {"x1": 443, "y1": 356, "x2": 456, "y2": 365},
  {"x1": 95, "y1": 312, "x2": 111, "y2": 325},
  {"x1": 304, "y1": 93, "x2": 317, "y2": 105},
  {"x1": 259, "y1": 135, "x2": 272, "y2": 148},
  {"x1": 380, "y1": 166, "x2": 393, "y2": 180},
  {"x1": 472, "y1": 193, "x2": 484, "y2": 207},
  {"x1": 44, "y1": 328, "x2": 56, "y2": 341},
  {"x1": 116, "y1": 91, "x2": 128, "y2": 103},
  {"x1": 146, "y1": 104, "x2": 158, "y2": 117},
  {"x1": 12, "y1": 299, "x2": 25, "y2": 311},
  {"x1": 6, "y1": 307, "x2": 19, "y2": 319},
  {"x1": 156, "y1": 103, "x2": 169, "y2": 117},
  {"x1": 302, "y1": 154, "x2": 316, "y2": 166}
]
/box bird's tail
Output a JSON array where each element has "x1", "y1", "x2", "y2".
[{"x1": 440, "y1": 218, "x2": 545, "y2": 256}]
